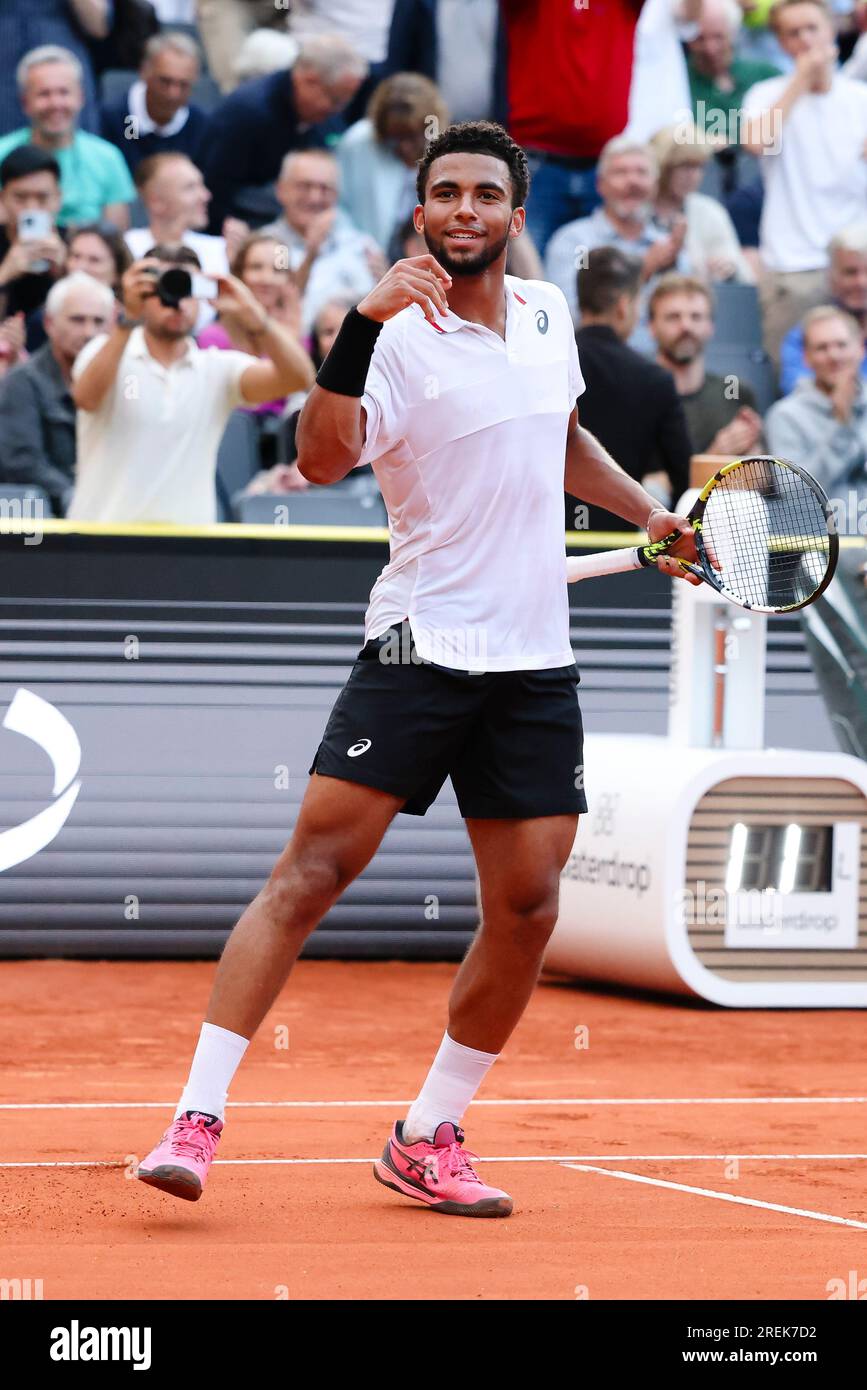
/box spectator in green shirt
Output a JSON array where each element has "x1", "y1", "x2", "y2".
[
  {"x1": 0, "y1": 45, "x2": 136, "y2": 231},
  {"x1": 687, "y1": 0, "x2": 781, "y2": 143}
]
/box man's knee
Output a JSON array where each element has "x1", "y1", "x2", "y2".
[
  {"x1": 260, "y1": 849, "x2": 355, "y2": 932},
  {"x1": 484, "y1": 882, "x2": 561, "y2": 948}
]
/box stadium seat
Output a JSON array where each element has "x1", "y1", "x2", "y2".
[
  {"x1": 234, "y1": 489, "x2": 387, "y2": 527},
  {"x1": 190, "y1": 75, "x2": 221, "y2": 113},
  {"x1": 699, "y1": 148, "x2": 760, "y2": 202},
  {"x1": 711, "y1": 282, "x2": 762, "y2": 348},
  {"x1": 100, "y1": 68, "x2": 138, "y2": 106},
  {"x1": 216, "y1": 411, "x2": 260, "y2": 522},
  {"x1": 698, "y1": 153, "x2": 725, "y2": 203},
  {"x1": 704, "y1": 344, "x2": 777, "y2": 415},
  {"x1": 128, "y1": 195, "x2": 150, "y2": 229}
]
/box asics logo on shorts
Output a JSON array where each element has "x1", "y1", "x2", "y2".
[{"x1": 347, "y1": 738, "x2": 372, "y2": 757}]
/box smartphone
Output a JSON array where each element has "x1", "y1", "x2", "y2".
[
  {"x1": 18, "y1": 209, "x2": 52, "y2": 240},
  {"x1": 18, "y1": 209, "x2": 53, "y2": 274}
]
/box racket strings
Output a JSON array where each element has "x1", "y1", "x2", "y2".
[{"x1": 701, "y1": 459, "x2": 832, "y2": 610}]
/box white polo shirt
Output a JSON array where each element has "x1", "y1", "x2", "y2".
[
  {"x1": 742, "y1": 75, "x2": 867, "y2": 273},
  {"x1": 69, "y1": 328, "x2": 252, "y2": 524},
  {"x1": 358, "y1": 275, "x2": 584, "y2": 672}
]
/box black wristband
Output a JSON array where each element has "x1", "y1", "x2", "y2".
[{"x1": 315, "y1": 307, "x2": 383, "y2": 397}]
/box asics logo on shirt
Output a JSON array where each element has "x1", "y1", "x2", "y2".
[{"x1": 347, "y1": 739, "x2": 372, "y2": 757}]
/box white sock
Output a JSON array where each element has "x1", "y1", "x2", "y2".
[
  {"x1": 403, "y1": 1031, "x2": 499, "y2": 1144},
  {"x1": 174, "y1": 1022, "x2": 249, "y2": 1121}
]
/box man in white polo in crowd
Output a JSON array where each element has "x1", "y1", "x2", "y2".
[
  {"x1": 69, "y1": 243, "x2": 315, "y2": 524},
  {"x1": 741, "y1": 0, "x2": 867, "y2": 364}
]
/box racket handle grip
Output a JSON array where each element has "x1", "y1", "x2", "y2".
[{"x1": 566, "y1": 547, "x2": 644, "y2": 582}]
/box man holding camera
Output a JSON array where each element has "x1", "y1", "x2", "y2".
[{"x1": 69, "y1": 243, "x2": 315, "y2": 524}]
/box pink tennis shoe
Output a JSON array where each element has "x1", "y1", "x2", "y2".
[
  {"x1": 137, "y1": 1111, "x2": 223, "y2": 1202},
  {"x1": 373, "y1": 1120, "x2": 512, "y2": 1217}
]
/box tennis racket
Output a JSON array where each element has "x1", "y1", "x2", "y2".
[{"x1": 565, "y1": 455, "x2": 839, "y2": 614}]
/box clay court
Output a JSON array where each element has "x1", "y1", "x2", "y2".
[{"x1": 2, "y1": 958, "x2": 865, "y2": 1302}]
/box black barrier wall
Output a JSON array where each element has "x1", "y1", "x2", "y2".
[{"x1": 0, "y1": 527, "x2": 837, "y2": 958}]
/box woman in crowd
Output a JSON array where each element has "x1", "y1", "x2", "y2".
[
  {"x1": 337, "y1": 72, "x2": 449, "y2": 252},
  {"x1": 198, "y1": 231, "x2": 308, "y2": 415},
  {"x1": 243, "y1": 296, "x2": 357, "y2": 501},
  {"x1": 66, "y1": 222, "x2": 132, "y2": 296},
  {"x1": 651, "y1": 123, "x2": 754, "y2": 284},
  {"x1": 23, "y1": 222, "x2": 130, "y2": 350},
  {"x1": 198, "y1": 230, "x2": 314, "y2": 500}
]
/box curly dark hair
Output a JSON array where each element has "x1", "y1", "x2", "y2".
[{"x1": 415, "y1": 120, "x2": 530, "y2": 209}]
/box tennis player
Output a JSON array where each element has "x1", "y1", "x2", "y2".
[{"x1": 137, "y1": 121, "x2": 698, "y2": 1218}]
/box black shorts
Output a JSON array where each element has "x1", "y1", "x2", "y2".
[{"x1": 308, "y1": 621, "x2": 588, "y2": 819}]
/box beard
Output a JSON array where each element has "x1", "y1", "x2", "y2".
[
  {"x1": 607, "y1": 197, "x2": 651, "y2": 223},
  {"x1": 423, "y1": 225, "x2": 511, "y2": 277},
  {"x1": 149, "y1": 321, "x2": 191, "y2": 341},
  {"x1": 664, "y1": 333, "x2": 701, "y2": 364}
]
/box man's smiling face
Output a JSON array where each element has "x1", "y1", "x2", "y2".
[{"x1": 416, "y1": 152, "x2": 523, "y2": 278}]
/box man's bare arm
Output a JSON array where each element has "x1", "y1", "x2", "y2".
[
  {"x1": 71, "y1": 321, "x2": 134, "y2": 412},
  {"x1": 564, "y1": 407, "x2": 700, "y2": 582},
  {"x1": 72, "y1": 261, "x2": 155, "y2": 411},
  {"x1": 296, "y1": 387, "x2": 367, "y2": 484},
  {"x1": 296, "y1": 253, "x2": 452, "y2": 485},
  {"x1": 564, "y1": 407, "x2": 661, "y2": 528},
  {"x1": 741, "y1": 47, "x2": 835, "y2": 156}
]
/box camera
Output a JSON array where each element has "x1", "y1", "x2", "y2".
[{"x1": 144, "y1": 266, "x2": 219, "y2": 308}]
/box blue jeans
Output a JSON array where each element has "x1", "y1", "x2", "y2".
[{"x1": 523, "y1": 154, "x2": 600, "y2": 259}]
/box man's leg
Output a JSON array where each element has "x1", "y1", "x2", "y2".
[
  {"x1": 373, "y1": 813, "x2": 577, "y2": 1216},
  {"x1": 137, "y1": 773, "x2": 404, "y2": 1199},
  {"x1": 402, "y1": 813, "x2": 578, "y2": 1142},
  {"x1": 178, "y1": 773, "x2": 405, "y2": 1106},
  {"x1": 759, "y1": 266, "x2": 828, "y2": 371}
]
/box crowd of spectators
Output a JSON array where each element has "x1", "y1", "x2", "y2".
[{"x1": 2, "y1": 0, "x2": 867, "y2": 528}]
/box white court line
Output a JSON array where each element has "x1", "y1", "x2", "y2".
[
  {"x1": 2, "y1": 1153, "x2": 867, "y2": 1171},
  {"x1": 564, "y1": 1163, "x2": 867, "y2": 1232},
  {"x1": 1, "y1": 1096, "x2": 865, "y2": 1111}
]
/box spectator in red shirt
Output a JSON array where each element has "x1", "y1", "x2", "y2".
[{"x1": 500, "y1": 0, "x2": 643, "y2": 255}]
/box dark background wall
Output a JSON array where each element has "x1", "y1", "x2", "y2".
[{"x1": 0, "y1": 530, "x2": 836, "y2": 958}]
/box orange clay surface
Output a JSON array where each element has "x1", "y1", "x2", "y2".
[{"x1": 1, "y1": 959, "x2": 866, "y2": 1301}]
